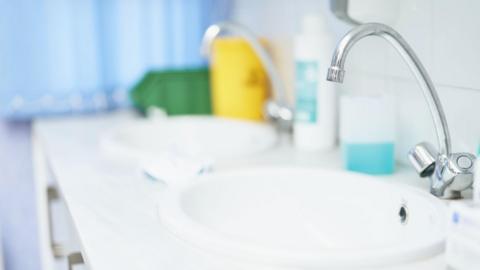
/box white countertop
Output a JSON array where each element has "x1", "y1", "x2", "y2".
[{"x1": 33, "y1": 110, "x2": 448, "y2": 270}]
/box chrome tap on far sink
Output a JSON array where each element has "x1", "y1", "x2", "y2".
[
  {"x1": 326, "y1": 23, "x2": 476, "y2": 199},
  {"x1": 201, "y1": 22, "x2": 293, "y2": 130}
]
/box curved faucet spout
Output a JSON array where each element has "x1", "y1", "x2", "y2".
[
  {"x1": 326, "y1": 23, "x2": 479, "y2": 199},
  {"x1": 201, "y1": 22, "x2": 293, "y2": 129},
  {"x1": 326, "y1": 23, "x2": 451, "y2": 156}
]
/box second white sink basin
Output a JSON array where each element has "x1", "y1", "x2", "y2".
[
  {"x1": 157, "y1": 167, "x2": 446, "y2": 269},
  {"x1": 101, "y1": 116, "x2": 278, "y2": 161}
]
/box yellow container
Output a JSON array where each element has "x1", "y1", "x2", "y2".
[{"x1": 210, "y1": 37, "x2": 270, "y2": 121}]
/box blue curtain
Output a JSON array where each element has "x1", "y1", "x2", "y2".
[
  {"x1": 0, "y1": 0, "x2": 231, "y2": 119},
  {"x1": 0, "y1": 1, "x2": 231, "y2": 270}
]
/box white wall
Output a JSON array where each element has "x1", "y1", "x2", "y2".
[{"x1": 231, "y1": 0, "x2": 480, "y2": 163}]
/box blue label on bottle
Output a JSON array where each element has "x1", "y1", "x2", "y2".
[{"x1": 295, "y1": 61, "x2": 318, "y2": 123}]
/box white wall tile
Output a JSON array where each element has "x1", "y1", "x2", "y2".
[
  {"x1": 384, "y1": 0, "x2": 434, "y2": 80},
  {"x1": 437, "y1": 85, "x2": 480, "y2": 154},
  {"x1": 387, "y1": 77, "x2": 480, "y2": 163},
  {"x1": 431, "y1": 0, "x2": 480, "y2": 90},
  {"x1": 347, "y1": 35, "x2": 390, "y2": 76}
]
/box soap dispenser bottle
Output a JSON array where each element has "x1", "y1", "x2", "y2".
[{"x1": 294, "y1": 14, "x2": 337, "y2": 150}]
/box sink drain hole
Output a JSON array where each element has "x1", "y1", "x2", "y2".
[{"x1": 399, "y1": 205, "x2": 409, "y2": 225}]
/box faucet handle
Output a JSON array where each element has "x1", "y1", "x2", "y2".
[
  {"x1": 432, "y1": 152, "x2": 476, "y2": 199},
  {"x1": 446, "y1": 153, "x2": 476, "y2": 185},
  {"x1": 408, "y1": 142, "x2": 438, "y2": 177}
]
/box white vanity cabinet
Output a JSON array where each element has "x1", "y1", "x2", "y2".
[{"x1": 33, "y1": 127, "x2": 86, "y2": 270}]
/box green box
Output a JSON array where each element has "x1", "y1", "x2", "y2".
[{"x1": 130, "y1": 68, "x2": 212, "y2": 115}]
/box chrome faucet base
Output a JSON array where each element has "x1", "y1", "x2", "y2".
[
  {"x1": 434, "y1": 189, "x2": 462, "y2": 200},
  {"x1": 410, "y1": 144, "x2": 476, "y2": 199},
  {"x1": 264, "y1": 100, "x2": 294, "y2": 131}
]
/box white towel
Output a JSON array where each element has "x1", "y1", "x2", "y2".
[{"x1": 141, "y1": 151, "x2": 214, "y2": 185}]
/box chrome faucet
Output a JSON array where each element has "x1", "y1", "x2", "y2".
[
  {"x1": 326, "y1": 23, "x2": 476, "y2": 199},
  {"x1": 201, "y1": 22, "x2": 293, "y2": 130}
]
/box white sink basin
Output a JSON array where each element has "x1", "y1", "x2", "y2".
[
  {"x1": 157, "y1": 167, "x2": 446, "y2": 269},
  {"x1": 101, "y1": 116, "x2": 278, "y2": 161}
]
